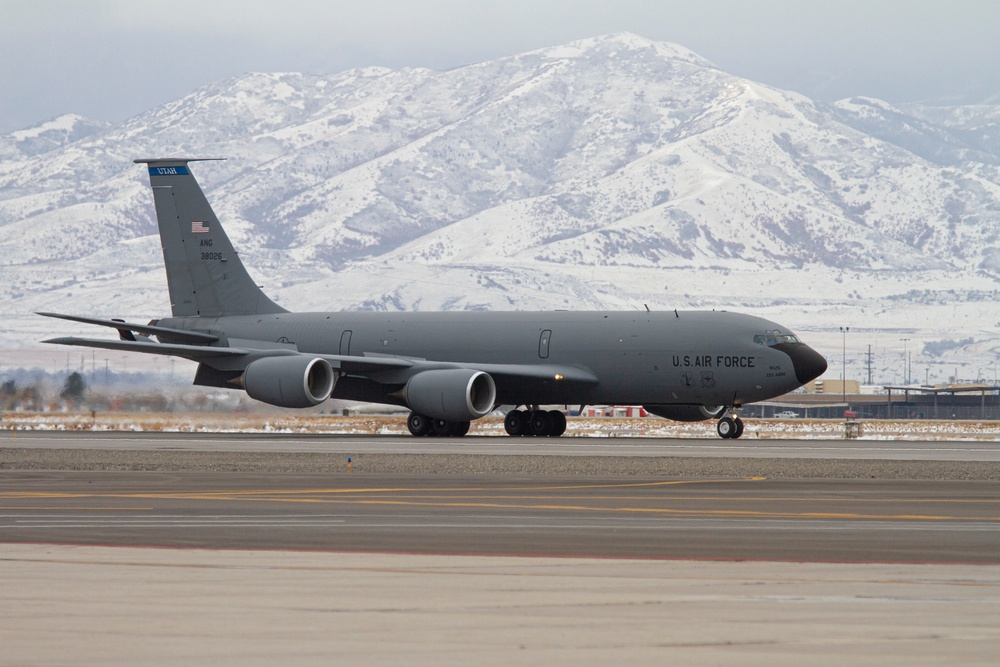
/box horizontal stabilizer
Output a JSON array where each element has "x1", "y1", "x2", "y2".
[
  {"x1": 42, "y1": 336, "x2": 246, "y2": 361},
  {"x1": 38, "y1": 312, "x2": 218, "y2": 345}
]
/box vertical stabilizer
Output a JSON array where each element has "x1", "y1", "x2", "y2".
[{"x1": 135, "y1": 158, "x2": 286, "y2": 317}]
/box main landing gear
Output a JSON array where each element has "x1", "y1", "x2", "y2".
[
  {"x1": 406, "y1": 408, "x2": 567, "y2": 437},
  {"x1": 503, "y1": 408, "x2": 567, "y2": 437},
  {"x1": 716, "y1": 413, "x2": 745, "y2": 439},
  {"x1": 407, "y1": 412, "x2": 471, "y2": 437}
]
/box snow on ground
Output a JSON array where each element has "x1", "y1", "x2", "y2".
[{"x1": 2, "y1": 413, "x2": 998, "y2": 441}]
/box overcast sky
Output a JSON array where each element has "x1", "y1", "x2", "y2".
[{"x1": 2, "y1": 0, "x2": 998, "y2": 134}]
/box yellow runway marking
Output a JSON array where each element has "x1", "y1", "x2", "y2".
[
  {"x1": 0, "y1": 506, "x2": 152, "y2": 511},
  {"x1": 328, "y1": 499, "x2": 992, "y2": 522},
  {"x1": 3, "y1": 476, "x2": 999, "y2": 522},
  {"x1": 0, "y1": 478, "x2": 753, "y2": 502},
  {"x1": 4, "y1": 491, "x2": 998, "y2": 522},
  {"x1": 0, "y1": 478, "x2": 747, "y2": 503}
]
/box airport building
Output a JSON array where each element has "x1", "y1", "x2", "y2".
[{"x1": 751, "y1": 382, "x2": 1000, "y2": 420}]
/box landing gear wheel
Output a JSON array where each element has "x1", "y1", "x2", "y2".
[
  {"x1": 452, "y1": 421, "x2": 471, "y2": 437},
  {"x1": 717, "y1": 416, "x2": 737, "y2": 439},
  {"x1": 547, "y1": 410, "x2": 567, "y2": 437},
  {"x1": 504, "y1": 409, "x2": 527, "y2": 436},
  {"x1": 431, "y1": 419, "x2": 457, "y2": 437},
  {"x1": 732, "y1": 417, "x2": 745, "y2": 439},
  {"x1": 407, "y1": 412, "x2": 432, "y2": 437},
  {"x1": 528, "y1": 410, "x2": 552, "y2": 436}
]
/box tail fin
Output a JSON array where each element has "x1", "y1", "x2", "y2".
[{"x1": 135, "y1": 158, "x2": 286, "y2": 318}]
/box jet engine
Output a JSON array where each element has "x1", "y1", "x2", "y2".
[
  {"x1": 242, "y1": 355, "x2": 336, "y2": 408},
  {"x1": 642, "y1": 404, "x2": 726, "y2": 422},
  {"x1": 404, "y1": 369, "x2": 496, "y2": 422}
]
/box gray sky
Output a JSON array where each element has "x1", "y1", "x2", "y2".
[{"x1": 2, "y1": 0, "x2": 999, "y2": 134}]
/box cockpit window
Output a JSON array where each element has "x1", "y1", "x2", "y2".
[{"x1": 755, "y1": 330, "x2": 799, "y2": 347}]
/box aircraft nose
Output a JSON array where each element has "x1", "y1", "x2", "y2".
[{"x1": 791, "y1": 344, "x2": 828, "y2": 385}]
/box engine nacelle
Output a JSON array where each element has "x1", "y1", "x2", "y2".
[
  {"x1": 242, "y1": 355, "x2": 336, "y2": 408},
  {"x1": 642, "y1": 404, "x2": 726, "y2": 422},
  {"x1": 404, "y1": 369, "x2": 497, "y2": 422}
]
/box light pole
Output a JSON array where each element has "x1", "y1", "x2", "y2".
[
  {"x1": 900, "y1": 338, "x2": 910, "y2": 385},
  {"x1": 840, "y1": 326, "x2": 849, "y2": 411}
]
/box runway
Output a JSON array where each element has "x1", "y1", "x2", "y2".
[
  {"x1": 2, "y1": 470, "x2": 998, "y2": 563},
  {"x1": 2, "y1": 430, "x2": 999, "y2": 562}
]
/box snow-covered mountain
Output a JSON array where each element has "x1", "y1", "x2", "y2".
[
  {"x1": 0, "y1": 114, "x2": 112, "y2": 161},
  {"x1": 2, "y1": 33, "x2": 999, "y2": 385}
]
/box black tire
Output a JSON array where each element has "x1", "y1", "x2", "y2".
[
  {"x1": 452, "y1": 421, "x2": 471, "y2": 437},
  {"x1": 407, "y1": 412, "x2": 432, "y2": 436},
  {"x1": 529, "y1": 410, "x2": 552, "y2": 436},
  {"x1": 733, "y1": 417, "x2": 745, "y2": 439},
  {"x1": 717, "y1": 416, "x2": 737, "y2": 439},
  {"x1": 504, "y1": 409, "x2": 527, "y2": 436},
  {"x1": 432, "y1": 419, "x2": 457, "y2": 437},
  {"x1": 547, "y1": 410, "x2": 567, "y2": 437}
]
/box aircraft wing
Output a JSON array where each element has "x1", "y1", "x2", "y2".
[
  {"x1": 42, "y1": 334, "x2": 420, "y2": 371},
  {"x1": 458, "y1": 362, "x2": 597, "y2": 385},
  {"x1": 43, "y1": 323, "x2": 597, "y2": 388},
  {"x1": 317, "y1": 354, "x2": 598, "y2": 386}
]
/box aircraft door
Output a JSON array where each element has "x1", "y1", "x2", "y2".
[
  {"x1": 340, "y1": 330, "x2": 352, "y2": 355},
  {"x1": 538, "y1": 330, "x2": 552, "y2": 359}
]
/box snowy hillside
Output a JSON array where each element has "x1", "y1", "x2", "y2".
[{"x1": 1, "y1": 33, "x2": 999, "y2": 385}]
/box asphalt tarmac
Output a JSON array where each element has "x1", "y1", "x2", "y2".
[
  {"x1": 2, "y1": 430, "x2": 1000, "y2": 561},
  {"x1": 2, "y1": 470, "x2": 999, "y2": 563}
]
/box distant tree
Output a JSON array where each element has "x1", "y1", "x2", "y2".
[
  {"x1": 2, "y1": 379, "x2": 15, "y2": 410},
  {"x1": 61, "y1": 372, "x2": 87, "y2": 403},
  {"x1": 20, "y1": 385, "x2": 42, "y2": 411}
]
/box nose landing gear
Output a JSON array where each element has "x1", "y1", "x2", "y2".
[{"x1": 716, "y1": 413, "x2": 744, "y2": 439}]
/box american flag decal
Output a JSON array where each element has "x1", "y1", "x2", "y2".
[{"x1": 191, "y1": 221, "x2": 209, "y2": 234}]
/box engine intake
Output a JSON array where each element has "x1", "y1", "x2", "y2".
[
  {"x1": 242, "y1": 355, "x2": 335, "y2": 408},
  {"x1": 405, "y1": 369, "x2": 496, "y2": 422}
]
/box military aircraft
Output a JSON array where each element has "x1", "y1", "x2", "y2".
[{"x1": 42, "y1": 158, "x2": 827, "y2": 438}]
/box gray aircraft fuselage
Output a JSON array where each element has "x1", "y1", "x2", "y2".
[{"x1": 162, "y1": 309, "x2": 808, "y2": 408}]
